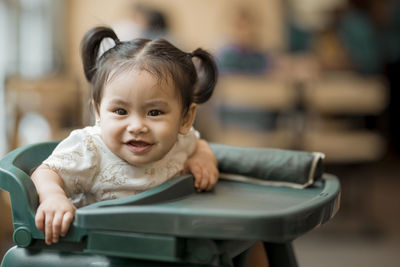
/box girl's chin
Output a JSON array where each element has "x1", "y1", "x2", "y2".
[
  {"x1": 123, "y1": 153, "x2": 159, "y2": 166},
  {"x1": 121, "y1": 145, "x2": 171, "y2": 166}
]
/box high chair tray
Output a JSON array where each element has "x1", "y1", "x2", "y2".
[{"x1": 76, "y1": 173, "x2": 340, "y2": 243}]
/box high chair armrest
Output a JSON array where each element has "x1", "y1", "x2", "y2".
[
  {"x1": 0, "y1": 143, "x2": 56, "y2": 246},
  {"x1": 0, "y1": 142, "x2": 86, "y2": 247},
  {"x1": 210, "y1": 143, "x2": 325, "y2": 188},
  {"x1": 0, "y1": 143, "x2": 51, "y2": 223}
]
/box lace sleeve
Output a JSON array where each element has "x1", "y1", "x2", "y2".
[{"x1": 42, "y1": 128, "x2": 100, "y2": 197}]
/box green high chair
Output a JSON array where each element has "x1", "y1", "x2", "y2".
[{"x1": 0, "y1": 141, "x2": 340, "y2": 267}]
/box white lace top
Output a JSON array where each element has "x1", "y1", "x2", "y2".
[{"x1": 43, "y1": 125, "x2": 199, "y2": 208}]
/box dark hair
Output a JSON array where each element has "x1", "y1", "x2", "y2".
[{"x1": 81, "y1": 26, "x2": 217, "y2": 114}]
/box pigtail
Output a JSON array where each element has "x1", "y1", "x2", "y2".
[
  {"x1": 81, "y1": 26, "x2": 120, "y2": 82},
  {"x1": 190, "y1": 48, "x2": 218, "y2": 104}
]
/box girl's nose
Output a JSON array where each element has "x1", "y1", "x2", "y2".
[{"x1": 126, "y1": 116, "x2": 148, "y2": 134}]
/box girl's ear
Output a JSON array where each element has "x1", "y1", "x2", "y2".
[{"x1": 179, "y1": 103, "x2": 197, "y2": 134}]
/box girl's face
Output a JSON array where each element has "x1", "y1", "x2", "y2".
[{"x1": 96, "y1": 69, "x2": 196, "y2": 166}]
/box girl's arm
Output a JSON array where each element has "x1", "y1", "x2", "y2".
[
  {"x1": 31, "y1": 165, "x2": 76, "y2": 245},
  {"x1": 183, "y1": 139, "x2": 219, "y2": 191}
]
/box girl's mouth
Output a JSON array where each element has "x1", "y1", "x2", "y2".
[{"x1": 126, "y1": 140, "x2": 153, "y2": 153}]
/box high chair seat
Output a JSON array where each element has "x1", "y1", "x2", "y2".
[{"x1": 0, "y1": 141, "x2": 340, "y2": 267}]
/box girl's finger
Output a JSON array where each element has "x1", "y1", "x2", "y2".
[
  {"x1": 206, "y1": 170, "x2": 219, "y2": 191},
  {"x1": 199, "y1": 169, "x2": 209, "y2": 191},
  {"x1": 52, "y1": 212, "x2": 63, "y2": 243},
  {"x1": 44, "y1": 212, "x2": 54, "y2": 245},
  {"x1": 61, "y1": 212, "x2": 74, "y2": 237},
  {"x1": 191, "y1": 166, "x2": 202, "y2": 188},
  {"x1": 35, "y1": 210, "x2": 45, "y2": 232}
]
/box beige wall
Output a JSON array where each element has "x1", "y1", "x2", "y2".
[{"x1": 66, "y1": 0, "x2": 284, "y2": 77}]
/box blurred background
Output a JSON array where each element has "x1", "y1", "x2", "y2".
[{"x1": 0, "y1": 0, "x2": 399, "y2": 266}]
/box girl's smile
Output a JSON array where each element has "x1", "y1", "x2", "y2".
[{"x1": 125, "y1": 139, "x2": 154, "y2": 153}]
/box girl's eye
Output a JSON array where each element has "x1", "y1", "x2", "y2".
[
  {"x1": 114, "y1": 108, "x2": 127, "y2": 115},
  {"x1": 148, "y1": 110, "x2": 163, "y2": 116}
]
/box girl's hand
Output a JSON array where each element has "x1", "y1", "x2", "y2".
[
  {"x1": 183, "y1": 139, "x2": 219, "y2": 191},
  {"x1": 35, "y1": 194, "x2": 76, "y2": 245},
  {"x1": 31, "y1": 165, "x2": 76, "y2": 245}
]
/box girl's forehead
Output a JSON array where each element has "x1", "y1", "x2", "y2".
[
  {"x1": 104, "y1": 68, "x2": 179, "y2": 97},
  {"x1": 111, "y1": 66, "x2": 171, "y2": 85}
]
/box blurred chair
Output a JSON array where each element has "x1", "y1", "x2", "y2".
[
  {"x1": 206, "y1": 75, "x2": 297, "y2": 150},
  {"x1": 5, "y1": 76, "x2": 81, "y2": 149},
  {"x1": 302, "y1": 73, "x2": 388, "y2": 163},
  {"x1": 300, "y1": 72, "x2": 388, "y2": 236}
]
